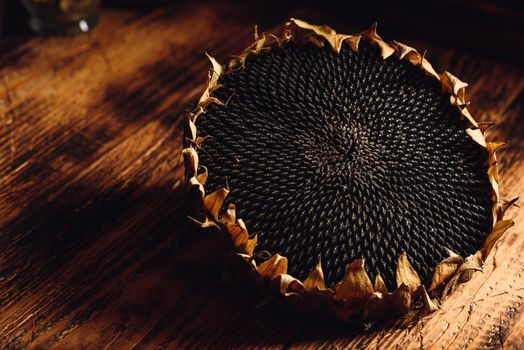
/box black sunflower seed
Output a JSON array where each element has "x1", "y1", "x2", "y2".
[{"x1": 195, "y1": 41, "x2": 493, "y2": 290}]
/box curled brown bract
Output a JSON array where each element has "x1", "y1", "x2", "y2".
[{"x1": 182, "y1": 19, "x2": 516, "y2": 322}]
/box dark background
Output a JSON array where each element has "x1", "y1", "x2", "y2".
[{"x1": 2, "y1": 0, "x2": 524, "y2": 64}]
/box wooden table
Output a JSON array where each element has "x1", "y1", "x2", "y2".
[{"x1": 1, "y1": 2, "x2": 523, "y2": 349}]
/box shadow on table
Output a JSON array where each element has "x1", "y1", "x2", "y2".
[{"x1": 0, "y1": 170, "x2": 405, "y2": 348}]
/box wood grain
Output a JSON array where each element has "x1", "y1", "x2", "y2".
[{"x1": 0, "y1": 2, "x2": 523, "y2": 349}]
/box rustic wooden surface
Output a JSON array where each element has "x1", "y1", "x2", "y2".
[{"x1": 1, "y1": 2, "x2": 523, "y2": 349}]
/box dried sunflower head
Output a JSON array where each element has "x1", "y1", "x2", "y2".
[{"x1": 183, "y1": 19, "x2": 516, "y2": 321}]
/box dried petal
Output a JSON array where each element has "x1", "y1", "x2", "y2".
[
  {"x1": 420, "y1": 286, "x2": 439, "y2": 315},
  {"x1": 258, "y1": 254, "x2": 288, "y2": 278},
  {"x1": 275, "y1": 273, "x2": 302, "y2": 295},
  {"x1": 442, "y1": 253, "x2": 484, "y2": 297},
  {"x1": 487, "y1": 140, "x2": 508, "y2": 159},
  {"x1": 488, "y1": 163, "x2": 501, "y2": 201},
  {"x1": 187, "y1": 176, "x2": 205, "y2": 199},
  {"x1": 198, "y1": 96, "x2": 224, "y2": 110},
  {"x1": 457, "y1": 253, "x2": 483, "y2": 283},
  {"x1": 304, "y1": 257, "x2": 326, "y2": 291},
  {"x1": 363, "y1": 23, "x2": 395, "y2": 58},
  {"x1": 496, "y1": 197, "x2": 519, "y2": 221},
  {"x1": 206, "y1": 53, "x2": 223, "y2": 85},
  {"x1": 186, "y1": 116, "x2": 197, "y2": 141},
  {"x1": 460, "y1": 107, "x2": 479, "y2": 128},
  {"x1": 440, "y1": 71, "x2": 468, "y2": 104},
  {"x1": 196, "y1": 166, "x2": 208, "y2": 185},
  {"x1": 429, "y1": 251, "x2": 464, "y2": 291},
  {"x1": 203, "y1": 187, "x2": 230, "y2": 220},
  {"x1": 396, "y1": 253, "x2": 422, "y2": 293},
  {"x1": 182, "y1": 147, "x2": 199, "y2": 177},
  {"x1": 373, "y1": 274, "x2": 388, "y2": 294},
  {"x1": 226, "y1": 219, "x2": 249, "y2": 252},
  {"x1": 478, "y1": 121, "x2": 494, "y2": 134},
  {"x1": 245, "y1": 234, "x2": 258, "y2": 256},
  {"x1": 482, "y1": 219, "x2": 515, "y2": 258},
  {"x1": 187, "y1": 215, "x2": 220, "y2": 230},
  {"x1": 288, "y1": 18, "x2": 360, "y2": 52},
  {"x1": 220, "y1": 203, "x2": 236, "y2": 225},
  {"x1": 334, "y1": 259, "x2": 373, "y2": 315},
  {"x1": 391, "y1": 40, "x2": 439, "y2": 79},
  {"x1": 364, "y1": 284, "x2": 412, "y2": 319},
  {"x1": 466, "y1": 128, "x2": 487, "y2": 147}
]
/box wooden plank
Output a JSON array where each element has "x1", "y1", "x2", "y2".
[{"x1": 0, "y1": 3, "x2": 523, "y2": 349}]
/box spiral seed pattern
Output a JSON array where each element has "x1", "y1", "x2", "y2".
[{"x1": 196, "y1": 41, "x2": 493, "y2": 289}]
